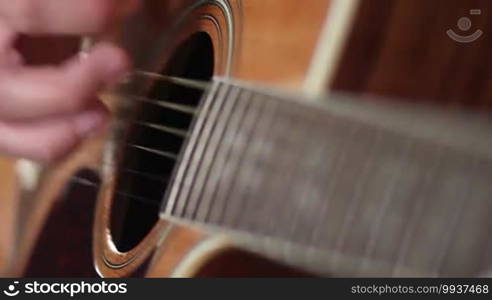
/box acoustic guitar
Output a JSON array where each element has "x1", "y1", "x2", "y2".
[{"x1": 1, "y1": 0, "x2": 492, "y2": 277}]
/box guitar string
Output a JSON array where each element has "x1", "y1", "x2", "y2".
[
  {"x1": 68, "y1": 176, "x2": 160, "y2": 207},
  {"x1": 130, "y1": 71, "x2": 211, "y2": 91},
  {"x1": 178, "y1": 84, "x2": 232, "y2": 218},
  {"x1": 79, "y1": 36, "x2": 212, "y2": 200},
  {"x1": 76, "y1": 73, "x2": 287, "y2": 220},
  {"x1": 182, "y1": 84, "x2": 234, "y2": 219},
  {"x1": 65, "y1": 76, "x2": 250, "y2": 217},
  {"x1": 118, "y1": 94, "x2": 197, "y2": 115},
  {"x1": 69, "y1": 70, "x2": 486, "y2": 272},
  {"x1": 110, "y1": 70, "x2": 212, "y2": 168},
  {"x1": 69, "y1": 67, "x2": 492, "y2": 273},
  {"x1": 64, "y1": 71, "x2": 212, "y2": 207},
  {"x1": 167, "y1": 81, "x2": 223, "y2": 216},
  {"x1": 194, "y1": 87, "x2": 249, "y2": 223},
  {"x1": 106, "y1": 71, "x2": 210, "y2": 158},
  {"x1": 66, "y1": 71, "x2": 321, "y2": 217},
  {"x1": 94, "y1": 161, "x2": 170, "y2": 183}
]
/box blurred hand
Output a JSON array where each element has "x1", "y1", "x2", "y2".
[{"x1": 0, "y1": 0, "x2": 141, "y2": 161}]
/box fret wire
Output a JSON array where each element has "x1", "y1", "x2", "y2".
[
  {"x1": 259, "y1": 103, "x2": 310, "y2": 236},
  {"x1": 223, "y1": 96, "x2": 279, "y2": 228},
  {"x1": 165, "y1": 81, "x2": 221, "y2": 216},
  {"x1": 259, "y1": 104, "x2": 318, "y2": 262},
  {"x1": 149, "y1": 85, "x2": 488, "y2": 276},
  {"x1": 181, "y1": 87, "x2": 232, "y2": 219},
  {"x1": 307, "y1": 120, "x2": 359, "y2": 245},
  {"x1": 202, "y1": 89, "x2": 251, "y2": 221},
  {"x1": 294, "y1": 117, "x2": 342, "y2": 265},
  {"x1": 217, "y1": 94, "x2": 268, "y2": 226},
  {"x1": 173, "y1": 83, "x2": 230, "y2": 217},
  {"x1": 480, "y1": 229, "x2": 492, "y2": 276},
  {"x1": 287, "y1": 111, "x2": 335, "y2": 241},
  {"x1": 413, "y1": 151, "x2": 469, "y2": 276},
  {"x1": 192, "y1": 87, "x2": 243, "y2": 221},
  {"x1": 433, "y1": 158, "x2": 478, "y2": 275},
  {"x1": 395, "y1": 148, "x2": 469, "y2": 276},
  {"x1": 330, "y1": 127, "x2": 385, "y2": 272},
  {"x1": 391, "y1": 145, "x2": 445, "y2": 276},
  {"x1": 206, "y1": 90, "x2": 255, "y2": 223},
  {"x1": 357, "y1": 136, "x2": 415, "y2": 274},
  {"x1": 444, "y1": 119, "x2": 492, "y2": 275},
  {"x1": 185, "y1": 85, "x2": 237, "y2": 219},
  {"x1": 475, "y1": 162, "x2": 492, "y2": 275},
  {"x1": 99, "y1": 73, "x2": 492, "y2": 276},
  {"x1": 209, "y1": 95, "x2": 277, "y2": 227}
]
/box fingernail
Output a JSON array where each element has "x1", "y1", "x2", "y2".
[
  {"x1": 102, "y1": 47, "x2": 130, "y2": 84},
  {"x1": 86, "y1": 43, "x2": 128, "y2": 72},
  {"x1": 74, "y1": 110, "x2": 107, "y2": 136}
]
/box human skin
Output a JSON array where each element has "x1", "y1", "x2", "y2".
[{"x1": 0, "y1": 0, "x2": 141, "y2": 161}]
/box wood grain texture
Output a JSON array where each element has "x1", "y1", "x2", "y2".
[
  {"x1": 232, "y1": 0, "x2": 331, "y2": 89},
  {"x1": 93, "y1": 184, "x2": 169, "y2": 278},
  {"x1": 123, "y1": 0, "x2": 331, "y2": 90},
  {"x1": 23, "y1": 170, "x2": 100, "y2": 277},
  {"x1": 193, "y1": 248, "x2": 315, "y2": 277},
  {"x1": 146, "y1": 221, "x2": 315, "y2": 277},
  {"x1": 332, "y1": 0, "x2": 492, "y2": 110},
  {"x1": 10, "y1": 132, "x2": 106, "y2": 276},
  {"x1": 145, "y1": 225, "x2": 207, "y2": 277},
  {"x1": 0, "y1": 157, "x2": 17, "y2": 275}
]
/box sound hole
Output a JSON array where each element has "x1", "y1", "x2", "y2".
[{"x1": 110, "y1": 32, "x2": 214, "y2": 252}]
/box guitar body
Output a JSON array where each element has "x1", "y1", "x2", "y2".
[
  {"x1": 1, "y1": 0, "x2": 492, "y2": 277},
  {"x1": 2, "y1": 0, "x2": 339, "y2": 277}
]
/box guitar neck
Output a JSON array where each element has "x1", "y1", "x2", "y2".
[{"x1": 161, "y1": 79, "x2": 492, "y2": 277}]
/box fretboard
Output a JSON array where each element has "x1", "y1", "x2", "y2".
[{"x1": 162, "y1": 79, "x2": 492, "y2": 277}]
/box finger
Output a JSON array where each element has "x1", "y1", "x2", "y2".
[
  {"x1": 0, "y1": 43, "x2": 129, "y2": 121},
  {"x1": 0, "y1": 0, "x2": 141, "y2": 34},
  {"x1": 0, "y1": 108, "x2": 108, "y2": 162},
  {"x1": 0, "y1": 19, "x2": 15, "y2": 50},
  {"x1": 0, "y1": 19, "x2": 22, "y2": 68}
]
